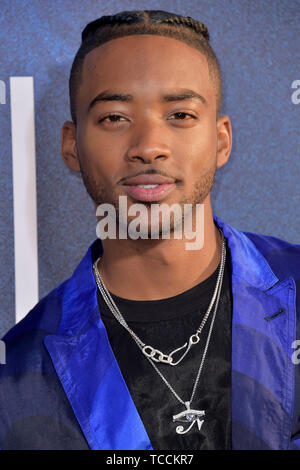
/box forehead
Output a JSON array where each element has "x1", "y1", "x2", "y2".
[{"x1": 79, "y1": 35, "x2": 212, "y2": 105}]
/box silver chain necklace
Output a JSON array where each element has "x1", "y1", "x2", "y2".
[
  {"x1": 94, "y1": 228, "x2": 226, "y2": 367},
  {"x1": 93, "y1": 229, "x2": 226, "y2": 435}
]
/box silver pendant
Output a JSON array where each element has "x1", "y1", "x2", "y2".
[{"x1": 172, "y1": 401, "x2": 205, "y2": 434}]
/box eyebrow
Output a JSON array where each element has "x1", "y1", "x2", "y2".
[{"x1": 87, "y1": 88, "x2": 207, "y2": 112}]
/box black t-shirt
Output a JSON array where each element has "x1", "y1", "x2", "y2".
[{"x1": 96, "y1": 241, "x2": 233, "y2": 450}]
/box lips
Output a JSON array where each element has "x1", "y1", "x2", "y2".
[
  {"x1": 122, "y1": 174, "x2": 177, "y2": 202},
  {"x1": 122, "y1": 183, "x2": 176, "y2": 202},
  {"x1": 122, "y1": 174, "x2": 176, "y2": 185}
]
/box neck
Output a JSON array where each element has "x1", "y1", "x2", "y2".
[{"x1": 96, "y1": 195, "x2": 222, "y2": 300}]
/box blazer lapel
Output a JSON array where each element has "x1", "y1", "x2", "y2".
[
  {"x1": 44, "y1": 242, "x2": 152, "y2": 450},
  {"x1": 214, "y1": 215, "x2": 296, "y2": 450}
]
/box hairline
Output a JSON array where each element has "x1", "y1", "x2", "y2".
[{"x1": 70, "y1": 30, "x2": 222, "y2": 123}]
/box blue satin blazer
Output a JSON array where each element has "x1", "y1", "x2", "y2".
[{"x1": 1, "y1": 215, "x2": 300, "y2": 450}]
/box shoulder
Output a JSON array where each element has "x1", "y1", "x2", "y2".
[
  {"x1": 0, "y1": 279, "x2": 68, "y2": 375},
  {"x1": 0, "y1": 239, "x2": 100, "y2": 367},
  {"x1": 242, "y1": 230, "x2": 300, "y2": 281}
]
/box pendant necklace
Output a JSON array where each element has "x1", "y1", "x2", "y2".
[{"x1": 93, "y1": 228, "x2": 226, "y2": 434}]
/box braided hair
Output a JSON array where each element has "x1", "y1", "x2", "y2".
[{"x1": 69, "y1": 10, "x2": 222, "y2": 124}]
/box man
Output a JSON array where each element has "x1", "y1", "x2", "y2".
[{"x1": 0, "y1": 9, "x2": 299, "y2": 450}]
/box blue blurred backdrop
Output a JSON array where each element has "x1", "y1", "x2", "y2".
[{"x1": 0, "y1": 0, "x2": 299, "y2": 337}]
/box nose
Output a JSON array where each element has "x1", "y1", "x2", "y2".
[{"x1": 126, "y1": 120, "x2": 171, "y2": 164}]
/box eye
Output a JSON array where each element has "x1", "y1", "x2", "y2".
[
  {"x1": 175, "y1": 414, "x2": 197, "y2": 423},
  {"x1": 169, "y1": 112, "x2": 196, "y2": 120},
  {"x1": 98, "y1": 114, "x2": 127, "y2": 124}
]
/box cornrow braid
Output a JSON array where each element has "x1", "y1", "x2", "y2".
[
  {"x1": 81, "y1": 11, "x2": 209, "y2": 43},
  {"x1": 158, "y1": 15, "x2": 209, "y2": 41},
  {"x1": 69, "y1": 9, "x2": 222, "y2": 123},
  {"x1": 81, "y1": 11, "x2": 146, "y2": 41}
]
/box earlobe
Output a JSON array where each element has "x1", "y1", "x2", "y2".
[
  {"x1": 60, "y1": 121, "x2": 81, "y2": 173},
  {"x1": 216, "y1": 115, "x2": 232, "y2": 169}
]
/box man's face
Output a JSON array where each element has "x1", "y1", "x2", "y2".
[{"x1": 68, "y1": 35, "x2": 230, "y2": 233}]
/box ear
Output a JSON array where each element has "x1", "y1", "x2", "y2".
[
  {"x1": 60, "y1": 121, "x2": 81, "y2": 172},
  {"x1": 216, "y1": 114, "x2": 232, "y2": 169}
]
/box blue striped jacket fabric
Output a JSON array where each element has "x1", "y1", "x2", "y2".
[{"x1": 0, "y1": 214, "x2": 299, "y2": 450}]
